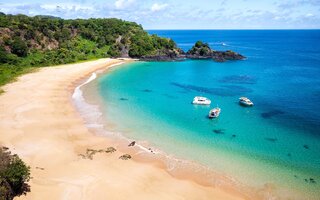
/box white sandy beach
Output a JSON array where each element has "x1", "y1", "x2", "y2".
[{"x1": 0, "y1": 58, "x2": 247, "y2": 200}]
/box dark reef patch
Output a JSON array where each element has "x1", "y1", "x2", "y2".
[
  {"x1": 232, "y1": 134, "x2": 236, "y2": 138},
  {"x1": 310, "y1": 178, "x2": 316, "y2": 184},
  {"x1": 261, "y1": 110, "x2": 285, "y2": 119},
  {"x1": 303, "y1": 144, "x2": 310, "y2": 149},
  {"x1": 171, "y1": 82, "x2": 252, "y2": 97},
  {"x1": 213, "y1": 129, "x2": 225, "y2": 134},
  {"x1": 162, "y1": 93, "x2": 177, "y2": 99},
  {"x1": 142, "y1": 89, "x2": 152, "y2": 92},
  {"x1": 219, "y1": 75, "x2": 257, "y2": 85},
  {"x1": 119, "y1": 98, "x2": 129, "y2": 101},
  {"x1": 264, "y1": 137, "x2": 278, "y2": 142}
]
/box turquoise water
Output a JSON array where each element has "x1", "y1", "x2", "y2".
[{"x1": 92, "y1": 31, "x2": 320, "y2": 199}]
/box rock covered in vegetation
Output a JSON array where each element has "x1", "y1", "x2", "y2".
[
  {"x1": 140, "y1": 48, "x2": 185, "y2": 61},
  {"x1": 186, "y1": 41, "x2": 245, "y2": 62}
]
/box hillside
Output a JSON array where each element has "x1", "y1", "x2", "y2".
[{"x1": 0, "y1": 13, "x2": 179, "y2": 88}]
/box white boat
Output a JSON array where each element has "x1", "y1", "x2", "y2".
[
  {"x1": 208, "y1": 107, "x2": 221, "y2": 118},
  {"x1": 239, "y1": 97, "x2": 254, "y2": 106},
  {"x1": 192, "y1": 96, "x2": 211, "y2": 105}
]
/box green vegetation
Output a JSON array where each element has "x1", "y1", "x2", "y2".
[
  {"x1": 0, "y1": 13, "x2": 178, "y2": 89},
  {"x1": 0, "y1": 147, "x2": 30, "y2": 200},
  {"x1": 187, "y1": 41, "x2": 211, "y2": 56}
]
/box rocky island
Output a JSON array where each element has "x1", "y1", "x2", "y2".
[
  {"x1": 186, "y1": 41, "x2": 246, "y2": 62},
  {"x1": 138, "y1": 40, "x2": 246, "y2": 62}
]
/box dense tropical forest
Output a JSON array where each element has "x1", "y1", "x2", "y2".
[{"x1": 0, "y1": 13, "x2": 178, "y2": 90}]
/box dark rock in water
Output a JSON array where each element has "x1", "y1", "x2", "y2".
[
  {"x1": 287, "y1": 153, "x2": 291, "y2": 157},
  {"x1": 303, "y1": 144, "x2": 310, "y2": 149},
  {"x1": 310, "y1": 178, "x2": 316, "y2": 184},
  {"x1": 264, "y1": 137, "x2": 278, "y2": 142},
  {"x1": 119, "y1": 97, "x2": 128, "y2": 101},
  {"x1": 261, "y1": 110, "x2": 285, "y2": 119},
  {"x1": 128, "y1": 141, "x2": 136, "y2": 147},
  {"x1": 305, "y1": 179, "x2": 309, "y2": 183},
  {"x1": 213, "y1": 129, "x2": 225, "y2": 134},
  {"x1": 119, "y1": 154, "x2": 131, "y2": 160},
  {"x1": 171, "y1": 82, "x2": 252, "y2": 97},
  {"x1": 294, "y1": 175, "x2": 298, "y2": 178},
  {"x1": 219, "y1": 75, "x2": 257, "y2": 85},
  {"x1": 142, "y1": 89, "x2": 152, "y2": 92},
  {"x1": 185, "y1": 41, "x2": 245, "y2": 62},
  {"x1": 232, "y1": 134, "x2": 236, "y2": 138},
  {"x1": 212, "y1": 50, "x2": 246, "y2": 62}
]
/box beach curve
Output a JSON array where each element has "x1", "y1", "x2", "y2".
[{"x1": 0, "y1": 58, "x2": 246, "y2": 200}]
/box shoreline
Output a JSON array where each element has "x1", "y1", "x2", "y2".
[
  {"x1": 77, "y1": 61, "x2": 317, "y2": 200},
  {"x1": 77, "y1": 63, "x2": 258, "y2": 199},
  {"x1": 0, "y1": 58, "x2": 247, "y2": 200}
]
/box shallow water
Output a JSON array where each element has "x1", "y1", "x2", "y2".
[{"x1": 88, "y1": 30, "x2": 320, "y2": 199}]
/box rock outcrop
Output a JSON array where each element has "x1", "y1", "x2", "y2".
[{"x1": 185, "y1": 41, "x2": 245, "y2": 62}]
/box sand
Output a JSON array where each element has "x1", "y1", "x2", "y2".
[{"x1": 0, "y1": 58, "x2": 246, "y2": 200}]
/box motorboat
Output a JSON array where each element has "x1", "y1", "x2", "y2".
[
  {"x1": 239, "y1": 97, "x2": 254, "y2": 106},
  {"x1": 208, "y1": 107, "x2": 221, "y2": 118},
  {"x1": 192, "y1": 96, "x2": 211, "y2": 105}
]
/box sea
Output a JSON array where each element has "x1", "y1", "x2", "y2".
[{"x1": 80, "y1": 30, "x2": 320, "y2": 199}]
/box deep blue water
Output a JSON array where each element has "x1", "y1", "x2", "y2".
[
  {"x1": 148, "y1": 30, "x2": 320, "y2": 135},
  {"x1": 93, "y1": 30, "x2": 320, "y2": 199}
]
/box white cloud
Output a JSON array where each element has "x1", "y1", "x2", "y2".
[
  {"x1": 151, "y1": 3, "x2": 168, "y2": 12},
  {"x1": 115, "y1": 0, "x2": 135, "y2": 10}
]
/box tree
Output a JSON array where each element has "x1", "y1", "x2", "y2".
[{"x1": 11, "y1": 37, "x2": 28, "y2": 57}]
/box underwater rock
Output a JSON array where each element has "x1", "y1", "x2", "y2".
[
  {"x1": 232, "y1": 134, "x2": 236, "y2": 138},
  {"x1": 119, "y1": 97, "x2": 128, "y2": 101},
  {"x1": 142, "y1": 89, "x2": 152, "y2": 92},
  {"x1": 310, "y1": 178, "x2": 316, "y2": 184},
  {"x1": 264, "y1": 138, "x2": 278, "y2": 142},
  {"x1": 261, "y1": 110, "x2": 285, "y2": 119},
  {"x1": 213, "y1": 129, "x2": 225, "y2": 134},
  {"x1": 171, "y1": 82, "x2": 252, "y2": 97},
  {"x1": 303, "y1": 144, "x2": 310, "y2": 149},
  {"x1": 219, "y1": 75, "x2": 257, "y2": 85}
]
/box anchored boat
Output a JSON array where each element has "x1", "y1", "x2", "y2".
[
  {"x1": 208, "y1": 107, "x2": 221, "y2": 118},
  {"x1": 192, "y1": 96, "x2": 211, "y2": 105},
  {"x1": 239, "y1": 97, "x2": 254, "y2": 106}
]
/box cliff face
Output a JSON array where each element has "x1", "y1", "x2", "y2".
[{"x1": 186, "y1": 41, "x2": 245, "y2": 62}]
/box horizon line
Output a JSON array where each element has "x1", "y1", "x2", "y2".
[{"x1": 146, "y1": 28, "x2": 320, "y2": 31}]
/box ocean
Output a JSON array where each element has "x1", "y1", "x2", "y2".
[{"x1": 82, "y1": 30, "x2": 320, "y2": 199}]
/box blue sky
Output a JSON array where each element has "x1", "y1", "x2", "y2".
[{"x1": 0, "y1": 0, "x2": 319, "y2": 29}]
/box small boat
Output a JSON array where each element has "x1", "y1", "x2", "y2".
[
  {"x1": 192, "y1": 96, "x2": 211, "y2": 105},
  {"x1": 239, "y1": 97, "x2": 254, "y2": 106},
  {"x1": 208, "y1": 107, "x2": 221, "y2": 118}
]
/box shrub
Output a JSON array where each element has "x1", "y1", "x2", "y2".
[{"x1": 0, "y1": 147, "x2": 30, "y2": 200}]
